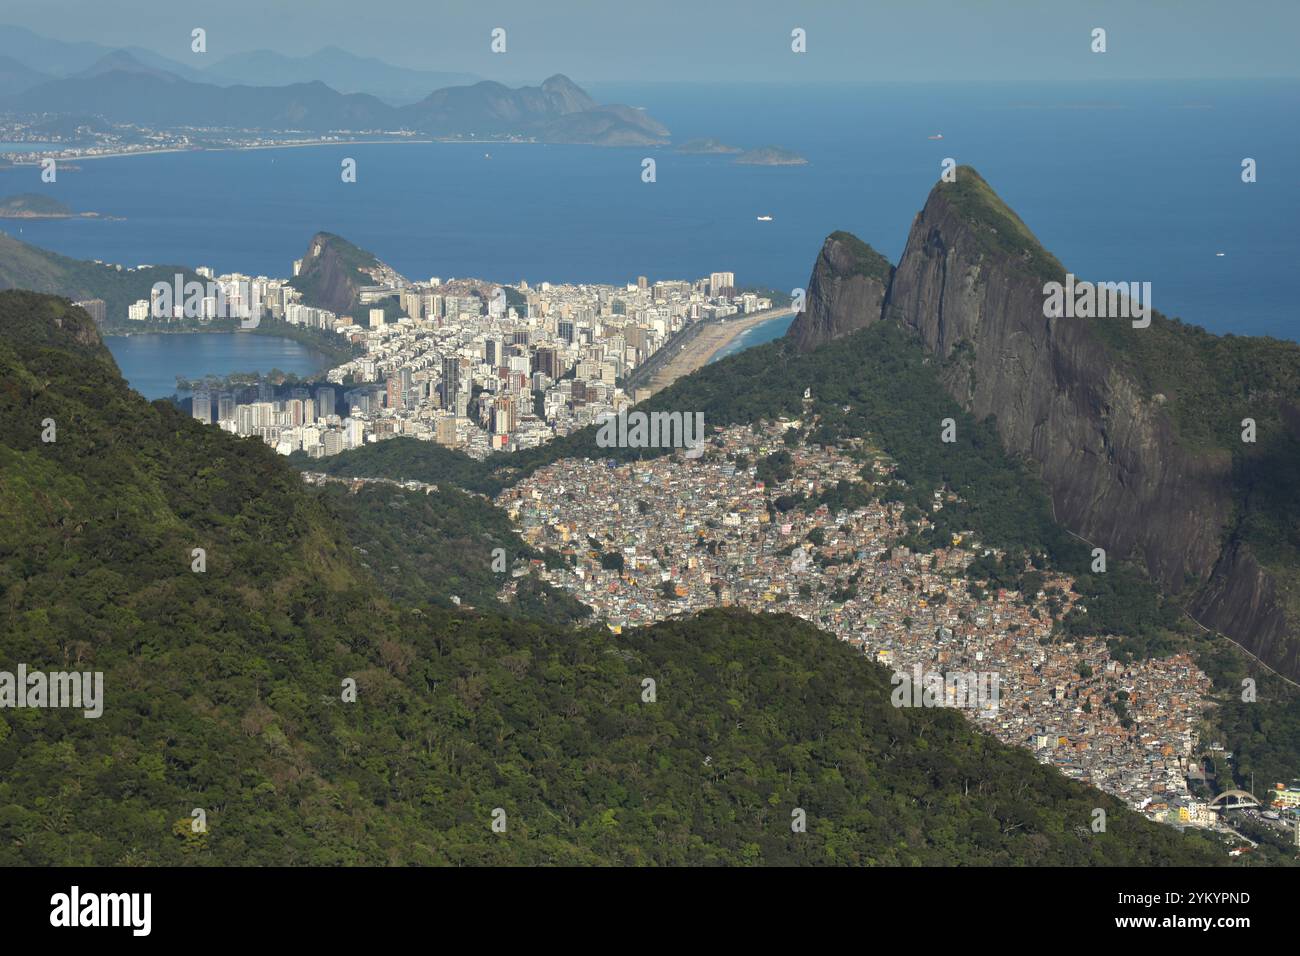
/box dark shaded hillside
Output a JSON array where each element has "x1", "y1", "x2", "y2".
[
  {"x1": 0, "y1": 290, "x2": 1226, "y2": 865},
  {"x1": 292, "y1": 438, "x2": 506, "y2": 495},
  {"x1": 319, "y1": 480, "x2": 591, "y2": 626},
  {"x1": 0, "y1": 230, "x2": 199, "y2": 322}
]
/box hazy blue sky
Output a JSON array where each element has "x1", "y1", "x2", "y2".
[{"x1": 4, "y1": 0, "x2": 1298, "y2": 83}]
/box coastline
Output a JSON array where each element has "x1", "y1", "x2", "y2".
[
  {"x1": 639, "y1": 307, "x2": 792, "y2": 397},
  {"x1": 2, "y1": 139, "x2": 433, "y2": 165},
  {"x1": 0, "y1": 135, "x2": 659, "y2": 166}
]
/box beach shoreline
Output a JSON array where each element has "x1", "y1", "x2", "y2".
[
  {"x1": 640, "y1": 307, "x2": 792, "y2": 397},
  {"x1": 0, "y1": 135, "x2": 648, "y2": 166}
]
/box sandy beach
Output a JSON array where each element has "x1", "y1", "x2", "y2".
[{"x1": 640, "y1": 307, "x2": 792, "y2": 397}]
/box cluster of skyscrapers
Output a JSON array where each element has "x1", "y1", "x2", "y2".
[{"x1": 177, "y1": 245, "x2": 770, "y2": 460}]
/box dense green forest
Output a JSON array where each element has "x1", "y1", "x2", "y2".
[
  {"x1": 0, "y1": 290, "x2": 1237, "y2": 865},
  {"x1": 292, "y1": 438, "x2": 506, "y2": 496},
  {"x1": 0, "y1": 229, "x2": 201, "y2": 323},
  {"x1": 320, "y1": 481, "x2": 590, "y2": 626}
]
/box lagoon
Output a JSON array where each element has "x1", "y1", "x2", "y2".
[{"x1": 104, "y1": 332, "x2": 336, "y2": 400}]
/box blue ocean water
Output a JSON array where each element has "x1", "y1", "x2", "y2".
[
  {"x1": 5, "y1": 80, "x2": 1297, "y2": 341},
  {"x1": 103, "y1": 333, "x2": 336, "y2": 400},
  {"x1": 710, "y1": 313, "x2": 796, "y2": 363}
]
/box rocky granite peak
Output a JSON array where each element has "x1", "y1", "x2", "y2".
[{"x1": 787, "y1": 231, "x2": 893, "y2": 353}]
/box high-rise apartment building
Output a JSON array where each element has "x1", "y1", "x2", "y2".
[
  {"x1": 73, "y1": 299, "x2": 107, "y2": 324},
  {"x1": 441, "y1": 355, "x2": 461, "y2": 409},
  {"x1": 192, "y1": 389, "x2": 212, "y2": 424}
]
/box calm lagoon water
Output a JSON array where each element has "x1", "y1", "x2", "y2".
[{"x1": 104, "y1": 332, "x2": 336, "y2": 400}]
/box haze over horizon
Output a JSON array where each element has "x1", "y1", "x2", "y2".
[{"x1": 4, "y1": 0, "x2": 1298, "y2": 85}]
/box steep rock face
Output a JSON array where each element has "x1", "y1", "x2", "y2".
[
  {"x1": 787, "y1": 231, "x2": 892, "y2": 352},
  {"x1": 885, "y1": 168, "x2": 1294, "y2": 676},
  {"x1": 1191, "y1": 540, "x2": 1298, "y2": 677},
  {"x1": 289, "y1": 231, "x2": 388, "y2": 315}
]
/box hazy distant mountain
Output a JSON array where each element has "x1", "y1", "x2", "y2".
[
  {"x1": 399, "y1": 74, "x2": 669, "y2": 145},
  {"x1": 0, "y1": 24, "x2": 113, "y2": 76},
  {"x1": 74, "y1": 50, "x2": 186, "y2": 83},
  {"x1": 0, "y1": 26, "x2": 470, "y2": 100},
  {"x1": 7, "y1": 52, "x2": 399, "y2": 131},
  {"x1": 0, "y1": 24, "x2": 211, "y2": 82},
  {"x1": 204, "y1": 47, "x2": 478, "y2": 105},
  {"x1": 7, "y1": 61, "x2": 669, "y2": 144},
  {"x1": 0, "y1": 54, "x2": 51, "y2": 97}
]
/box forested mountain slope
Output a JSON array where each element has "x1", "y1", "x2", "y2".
[{"x1": 0, "y1": 290, "x2": 1226, "y2": 865}]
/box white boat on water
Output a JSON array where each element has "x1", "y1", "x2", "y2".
[{"x1": 756, "y1": 215, "x2": 773, "y2": 222}]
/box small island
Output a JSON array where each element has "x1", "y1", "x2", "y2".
[
  {"x1": 733, "y1": 146, "x2": 808, "y2": 166},
  {"x1": 0, "y1": 192, "x2": 116, "y2": 219},
  {"x1": 674, "y1": 138, "x2": 743, "y2": 154}
]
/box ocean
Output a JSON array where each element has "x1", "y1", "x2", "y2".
[
  {"x1": 709, "y1": 312, "x2": 796, "y2": 363},
  {"x1": 5, "y1": 80, "x2": 1297, "y2": 344}
]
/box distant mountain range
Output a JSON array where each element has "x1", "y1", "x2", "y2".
[
  {"x1": 0, "y1": 24, "x2": 474, "y2": 97},
  {"x1": 6, "y1": 55, "x2": 398, "y2": 133},
  {"x1": 0, "y1": 24, "x2": 215, "y2": 84},
  {"x1": 202, "y1": 47, "x2": 477, "y2": 106},
  {"x1": 0, "y1": 26, "x2": 667, "y2": 145},
  {"x1": 2, "y1": 47, "x2": 669, "y2": 145},
  {"x1": 0, "y1": 53, "x2": 52, "y2": 97}
]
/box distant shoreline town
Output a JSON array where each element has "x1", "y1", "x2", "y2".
[{"x1": 0, "y1": 134, "x2": 527, "y2": 167}]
